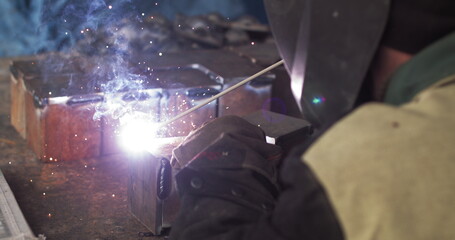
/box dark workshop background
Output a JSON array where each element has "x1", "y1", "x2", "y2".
[{"x1": 0, "y1": 0, "x2": 268, "y2": 57}]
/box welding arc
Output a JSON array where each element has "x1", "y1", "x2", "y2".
[{"x1": 161, "y1": 60, "x2": 284, "y2": 127}]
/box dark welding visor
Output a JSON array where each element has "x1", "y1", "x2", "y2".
[
  {"x1": 264, "y1": 0, "x2": 390, "y2": 128},
  {"x1": 264, "y1": 0, "x2": 455, "y2": 128}
]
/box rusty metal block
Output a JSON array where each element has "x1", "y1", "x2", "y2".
[
  {"x1": 230, "y1": 42, "x2": 303, "y2": 118},
  {"x1": 10, "y1": 61, "x2": 104, "y2": 161},
  {"x1": 154, "y1": 65, "x2": 221, "y2": 137},
  {"x1": 101, "y1": 88, "x2": 162, "y2": 155},
  {"x1": 128, "y1": 140, "x2": 182, "y2": 235},
  {"x1": 10, "y1": 67, "x2": 27, "y2": 139},
  {"x1": 218, "y1": 77, "x2": 273, "y2": 116},
  {"x1": 132, "y1": 49, "x2": 275, "y2": 117},
  {"x1": 10, "y1": 49, "x2": 274, "y2": 162},
  {"x1": 128, "y1": 153, "x2": 167, "y2": 234}
]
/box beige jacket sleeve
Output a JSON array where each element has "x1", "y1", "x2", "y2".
[{"x1": 304, "y1": 75, "x2": 455, "y2": 240}]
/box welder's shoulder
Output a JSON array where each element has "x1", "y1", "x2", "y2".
[{"x1": 303, "y1": 75, "x2": 455, "y2": 240}]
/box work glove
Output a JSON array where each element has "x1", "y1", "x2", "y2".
[{"x1": 171, "y1": 115, "x2": 282, "y2": 185}]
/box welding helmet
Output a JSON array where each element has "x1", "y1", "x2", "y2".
[{"x1": 263, "y1": 0, "x2": 455, "y2": 128}]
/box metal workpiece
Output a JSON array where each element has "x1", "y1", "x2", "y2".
[
  {"x1": 9, "y1": 50, "x2": 280, "y2": 237},
  {"x1": 229, "y1": 42, "x2": 303, "y2": 118},
  {"x1": 230, "y1": 42, "x2": 282, "y2": 67},
  {"x1": 10, "y1": 49, "x2": 276, "y2": 161},
  {"x1": 156, "y1": 65, "x2": 222, "y2": 137},
  {"x1": 128, "y1": 152, "x2": 180, "y2": 236},
  {"x1": 10, "y1": 55, "x2": 113, "y2": 100},
  {"x1": 131, "y1": 49, "x2": 276, "y2": 117}
]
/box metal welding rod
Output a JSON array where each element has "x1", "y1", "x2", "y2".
[{"x1": 160, "y1": 60, "x2": 284, "y2": 127}]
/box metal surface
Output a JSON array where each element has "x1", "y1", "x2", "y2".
[
  {"x1": 128, "y1": 150, "x2": 181, "y2": 236},
  {"x1": 264, "y1": 0, "x2": 391, "y2": 128},
  {"x1": 10, "y1": 50, "x2": 275, "y2": 161},
  {"x1": 230, "y1": 42, "x2": 281, "y2": 66},
  {"x1": 0, "y1": 170, "x2": 37, "y2": 239},
  {"x1": 160, "y1": 60, "x2": 283, "y2": 128},
  {"x1": 229, "y1": 42, "x2": 303, "y2": 118}
]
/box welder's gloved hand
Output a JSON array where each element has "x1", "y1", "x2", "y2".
[
  {"x1": 170, "y1": 116, "x2": 343, "y2": 240},
  {"x1": 171, "y1": 115, "x2": 282, "y2": 185}
]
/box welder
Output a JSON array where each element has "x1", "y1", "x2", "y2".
[{"x1": 168, "y1": 0, "x2": 455, "y2": 239}]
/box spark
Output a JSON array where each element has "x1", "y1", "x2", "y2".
[
  {"x1": 43, "y1": 192, "x2": 46, "y2": 196},
  {"x1": 118, "y1": 112, "x2": 163, "y2": 153},
  {"x1": 108, "y1": 5, "x2": 113, "y2": 9},
  {"x1": 158, "y1": 52, "x2": 163, "y2": 56},
  {"x1": 112, "y1": 194, "x2": 116, "y2": 197}
]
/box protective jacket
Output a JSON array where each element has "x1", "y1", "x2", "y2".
[{"x1": 169, "y1": 32, "x2": 455, "y2": 240}]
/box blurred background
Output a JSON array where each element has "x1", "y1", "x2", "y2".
[{"x1": 0, "y1": 0, "x2": 268, "y2": 57}]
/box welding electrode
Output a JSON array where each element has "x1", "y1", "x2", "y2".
[{"x1": 160, "y1": 60, "x2": 284, "y2": 128}]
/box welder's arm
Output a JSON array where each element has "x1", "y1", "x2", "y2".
[{"x1": 169, "y1": 116, "x2": 344, "y2": 240}]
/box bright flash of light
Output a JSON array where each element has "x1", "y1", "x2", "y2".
[{"x1": 119, "y1": 113, "x2": 162, "y2": 153}]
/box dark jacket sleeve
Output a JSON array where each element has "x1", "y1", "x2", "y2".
[{"x1": 169, "y1": 133, "x2": 344, "y2": 240}]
